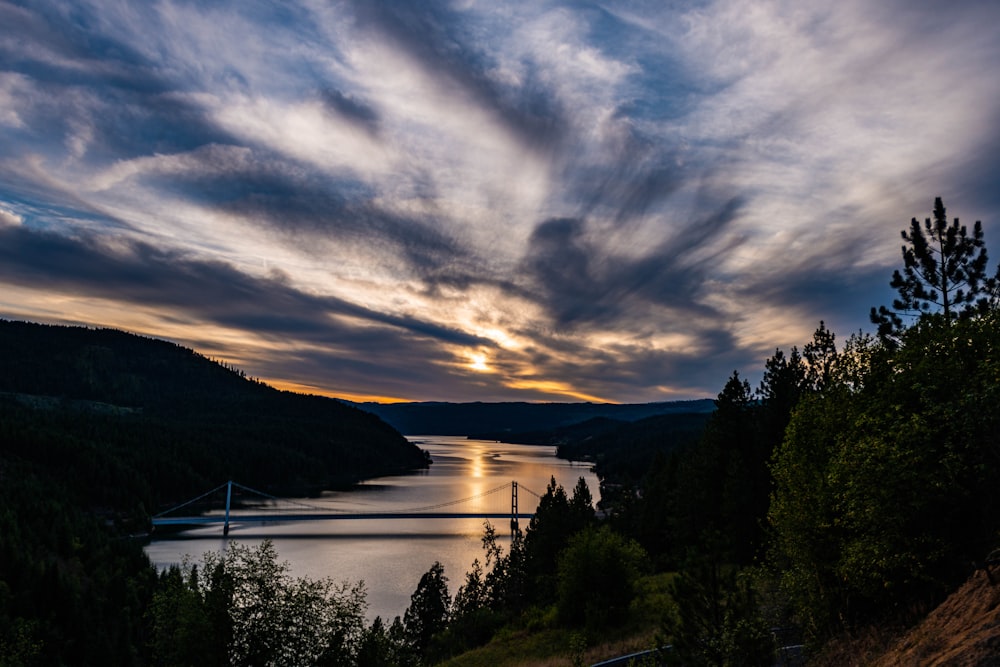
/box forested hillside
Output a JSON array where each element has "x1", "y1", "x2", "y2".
[
  {"x1": 554, "y1": 412, "x2": 712, "y2": 485},
  {"x1": 471, "y1": 411, "x2": 711, "y2": 491},
  {"x1": 600, "y1": 198, "x2": 1000, "y2": 664},
  {"x1": 0, "y1": 320, "x2": 427, "y2": 663},
  {"x1": 0, "y1": 320, "x2": 427, "y2": 505}
]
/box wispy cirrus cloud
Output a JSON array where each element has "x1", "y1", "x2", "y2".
[{"x1": 1, "y1": 0, "x2": 999, "y2": 402}]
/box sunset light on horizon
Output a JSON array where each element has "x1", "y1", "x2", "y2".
[{"x1": 2, "y1": 0, "x2": 1000, "y2": 403}]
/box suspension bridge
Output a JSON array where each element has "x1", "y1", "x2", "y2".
[{"x1": 151, "y1": 480, "x2": 542, "y2": 536}]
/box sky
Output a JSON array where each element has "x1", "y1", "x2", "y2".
[{"x1": 2, "y1": 0, "x2": 1000, "y2": 404}]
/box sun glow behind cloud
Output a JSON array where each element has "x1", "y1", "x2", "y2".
[
  {"x1": 504, "y1": 379, "x2": 614, "y2": 404},
  {"x1": 1, "y1": 0, "x2": 999, "y2": 403},
  {"x1": 466, "y1": 352, "x2": 491, "y2": 373}
]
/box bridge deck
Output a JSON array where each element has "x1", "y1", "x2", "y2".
[{"x1": 152, "y1": 512, "x2": 533, "y2": 526}]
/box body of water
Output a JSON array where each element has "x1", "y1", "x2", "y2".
[{"x1": 145, "y1": 436, "x2": 600, "y2": 621}]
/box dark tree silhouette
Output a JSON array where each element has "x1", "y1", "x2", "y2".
[
  {"x1": 802, "y1": 321, "x2": 837, "y2": 392},
  {"x1": 402, "y1": 561, "x2": 451, "y2": 658},
  {"x1": 871, "y1": 197, "x2": 998, "y2": 340},
  {"x1": 556, "y1": 525, "x2": 647, "y2": 628},
  {"x1": 523, "y1": 476, "x2": 595, "y2": 602}
]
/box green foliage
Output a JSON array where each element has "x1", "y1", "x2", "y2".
[
  {"x1": 758, "y1": 347, "x2": 805, "y2": 438},
  {"x1": 452, "y1": 558, "x2": 488, "y2": 620},
  {"x1": 148, "y1": 540, "x2": 367, "y2": 667},
  {"x1": 802, "y1": 321, "x2": 838, "y2": 392},
  {"x1": 436, "y1": 487, "x2": 604, "y2": 661},
  {"x1": 524, "y1": 477, "x2": 595, "y2": 602},
  {"x1": 775, "y1": 205, "x2": 1000, "y2": 637},
  {"x1": 613, "y1": 326, "x2": 827, "y2": 572},
  {"x1": 403, "y1": 561, "x2": 452, "y2": 660},
  {"x1": 669, "y1": 371, "x2": 765, "y2": 565},
  {"x1": 0, "y1": 617, "x2": 43, "y2": 667},
  {"x1": 568, "y1": 631, "x2": 587, "y2": 667},
  {"x1": 556, "y1": 412, "x2": 712, "y2": 485},
  {"x1": 556, "y1": 525, "x2": 648, "y2": 629},
  {"x1": 148, "y1": 566, "x2": 220, "y2": 666},
  {"x1": 767, "y1": 391, "x2": 852, "y2": 637},
  {"x1": 662, "y1": 556, "x2": 774, "y2": 667},
  {"x1": 0, "y1": 461, "x2": 157, "y2": 666},
  {"x1": 610, "y1": 452, "x2": 679, "y2": 569},
  {"x1": 770, "y1": 316, "x2": 1000, "y2": 640},
  {"x1": 481, "y1": 522, "x2": 528, "y2": 613},
  {"x1": 437, "y1": 523, "x2": 528, "y2": 659},
  {"x1": 357, "y1": 615, "x2": 409, "y2": 667}
]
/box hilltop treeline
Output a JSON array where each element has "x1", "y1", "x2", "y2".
[{"x1": 604, "y1": 198, "x2": 1000, "y2": 662}]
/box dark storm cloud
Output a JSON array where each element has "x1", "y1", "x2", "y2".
[
  {"x1": 523, "y1": 198, "x2": 743, "y2": 328},
  {"x1": 349, "y1": 0, "x2": 567, "y2": 152},
  {"x1": 0, "y1": 221, "x2": 486, "y2": 349},
  {"x1": 319, "y1": 88, "x2": 381, "y2": 136},
  {"x1": 0, "y1": 3, "x2": 236, "y2": 161},
  {"x1": 730, "y1": 199, "x2": 929, "y2": 339},
  {"x1": 953, "y1": 112, "x2": 1000, "y2": 225},
  {"x1": 131, "y1": 147, "x2": 484, "y2": 287},
  {"x1": 747, "y1": 264, "x2": 896, "y2": 338},
  {"x1": 496, "y1": 314, "x2": 744, "y2": 401},
  {"x1": 0, "y1": 160, "x2": 147, "y2": 244},
  {"x1": 567, "y1": 129, "x2": 689, "y2": 225}
]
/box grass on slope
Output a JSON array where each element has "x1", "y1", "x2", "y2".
[{"x1": 436, "y1": 573, "x2": 674, "y2": 667}]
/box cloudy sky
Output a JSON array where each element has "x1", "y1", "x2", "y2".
[{"x1": 2, "y1": 0, "x2": 999, "y2": 404}]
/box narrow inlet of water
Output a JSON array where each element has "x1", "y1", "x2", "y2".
[{"x1": 145, "y1": 436, "x2": 600, "y2": 621}]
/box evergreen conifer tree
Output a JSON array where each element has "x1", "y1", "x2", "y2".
[{"x1": 871, "y1": 197, "x2": 998, "y2": 341}]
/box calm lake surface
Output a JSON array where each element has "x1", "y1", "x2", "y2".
[{"x1": 145, "y1": 436, "x2": 600, "y2": 621}]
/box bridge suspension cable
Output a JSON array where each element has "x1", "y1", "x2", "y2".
[
  {"x1": 153, "y1": 480, "x2": 528, "y2": 520},
  {"x1": 518, "y1": 484, "x2": 543, "y2": 500},
  {"x1": 384, "y1": 482, "x2": 513, "y2": 514},
  {"x1": 153, "y1": 481, "x2": 233, "y2": 519}
]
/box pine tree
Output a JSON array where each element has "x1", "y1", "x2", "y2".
[
  {"x1": 802, "y1": 321, "x2": 837, "y2": 392},
  {"x1": 402, "y1": 562, "x2": 451, "y2": 658},
  {"x1": 871, "y1": 197, "x2": 998, "y2": 341}
]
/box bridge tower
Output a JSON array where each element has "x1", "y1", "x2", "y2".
[
  {"x1": 510, "y1": 481, "x2": 519, "y2": 538},
  {"x1": 223, "y1": 480, "x2": 233, "y2": 536}
]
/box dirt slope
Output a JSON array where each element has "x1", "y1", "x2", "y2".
[{"x1": 873, "y1": 568, "x2": 1000, "y2": 666}]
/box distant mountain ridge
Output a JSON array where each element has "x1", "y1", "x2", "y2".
[{"x1": 355, "y1": 399, "x2": 715, "y2": 435}]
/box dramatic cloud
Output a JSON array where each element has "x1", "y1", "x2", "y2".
[{"x1": 2, "y1": 0, "x2": 999, "y2": 402}]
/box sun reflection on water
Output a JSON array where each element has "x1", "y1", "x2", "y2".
[{"x1": 464, "y1": 442, "x2": 489, "y2": 513}]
